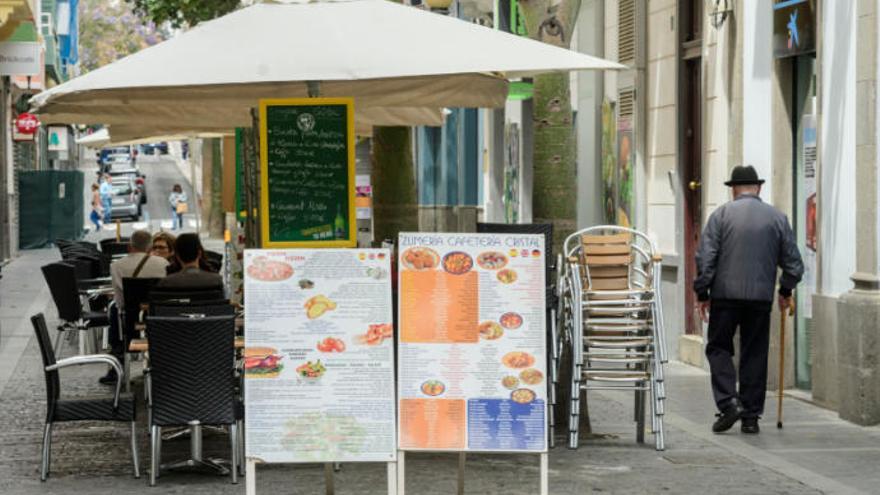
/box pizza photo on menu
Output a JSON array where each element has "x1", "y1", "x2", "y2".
[
  {"x1": 246, "y1": 256, "x2": 294, "y2": 282},
  {"x1": 510, "y1": 388, "x2": 536, "y2": 404},
  {"x1": 476, "y1": 251, "x2": 508, "y2": 270},
  {"x1": 401, "y1": 247, "x2": 440, "y2": 271},
  {"x1": 502, "y1": 351, "x2": 535, "y2": 369},
  {"x1": 442, "y1": 251, "x2": 474, "y2": 275},
  {"x1": 499, "y1": 312, "x2": 523, "y2": 329}
]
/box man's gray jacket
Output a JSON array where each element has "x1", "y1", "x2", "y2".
[{"x1": 693, "y1": 194, "x2": 804, "y2": 303}]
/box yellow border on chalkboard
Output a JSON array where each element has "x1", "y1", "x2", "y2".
[{"x1": 259, "y1": 97, "x2": 357, "y2": 249}]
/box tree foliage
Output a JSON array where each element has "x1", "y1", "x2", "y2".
[
  {"x1": 126, "y1": 0, "x2": 241, "y2": 28},
  {"x1": 79, "y1": 0, "x2": 166, "y2": 73}
]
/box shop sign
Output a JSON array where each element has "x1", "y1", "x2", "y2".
[
  {"x1": 0, "y1": 42, "x2": 41, "y2": 76},
  {"x1": 773, "y1": 0, "x2": 816, "y2": 58},
  {"x1": 47, "y1": 126, "x2": 69, "y2": 151},
  {"x1": 14, "y1": 112, "x2": 39, "y2": 135}
]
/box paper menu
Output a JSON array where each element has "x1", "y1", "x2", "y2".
[
  {"x1": 244, "y1": 248, "x2": 396, "y2": 463},
  {"x1": 397, "y1": 233, "x2": 548, "y2": 453}
]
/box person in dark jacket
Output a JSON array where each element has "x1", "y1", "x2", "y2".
[
  {"x1": 155, "y1": 233, "x2": 223, "y2": 292},
  {"x1": 694, "y1": 165, "x2": 804, "y2": 435}
]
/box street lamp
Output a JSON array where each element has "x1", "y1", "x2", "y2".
[{"x1": 707, "y1": 0, "x2": 733, "y2": 29}]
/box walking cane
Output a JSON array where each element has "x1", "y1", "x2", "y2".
[{"x1": 777, "y1": 298, "x2": 795, "y2": 429}]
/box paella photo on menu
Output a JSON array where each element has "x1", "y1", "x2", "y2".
[
  {"x1": 243, "y1": 249, "x2": 396, "y2": 463},
  {"x1": 397, "y1": 232, "x2": 548, "y2": 453}
]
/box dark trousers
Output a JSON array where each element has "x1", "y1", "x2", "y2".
[{"x1": 705, "y1": 300, "x2": 772, "y2": 418}]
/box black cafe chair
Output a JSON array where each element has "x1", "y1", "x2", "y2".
[
  {"x1": 41, "y1": 262, "x2": 109, "y2": 356},
  {"x1": 120, "y1": 278, "x2": 162, "y2": 386},
  {"x1": 100, "y1": 237, "x2": 129, "y2": 254},
  {"x1": 146, "y1": 315, "x2": 240, "y2": 485},
  {"x1": 150, "y1": 300, "x2": 235, "y2": 317},
  {"x1": 31, "y1": 313, "x2": 139, "y2": 481},
  {"x1": 148, "y1": 289, "x2": 226, "y2": 305}
]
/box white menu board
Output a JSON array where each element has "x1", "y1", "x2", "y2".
[
  {"x1": 397, "y1": 233, "x2": 547, "y2": 453},
  {"x1": 244, "y1": 249, "x2": 396, "y2": 463}
]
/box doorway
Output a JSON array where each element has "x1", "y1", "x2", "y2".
[{"x1": 680, "y1": 0, "x2": 703, "y2": 337}]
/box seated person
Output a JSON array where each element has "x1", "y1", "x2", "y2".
[
  {"x1": 103, "y1": 230, "x2": 168, "y2": 384},
  {"x1": 153, "y1": 230, "x2": 220, "y2": 275},
  {"x1": 150, "y1": 231, "x2": 177, "y2": 269},
  {"x1": 155, "y1": 233, "x2": 223, "y2": 292}
]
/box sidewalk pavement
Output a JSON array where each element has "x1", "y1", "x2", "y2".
[{"x1": 1, "y1": 250, "x2": 878, "y2": 494}]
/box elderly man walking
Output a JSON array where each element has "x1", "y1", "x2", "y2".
[{"x1": 693, "y1": 165, "x2": 804, "y2": 434}]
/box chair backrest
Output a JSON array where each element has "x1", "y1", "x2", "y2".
[
  {"x1": 151, "y1": 301, "x2": 235, "y2": 317},
  {"x1": 202, "y1": 250, "x2": 223, "y2": 272},
  {"x1": 122, "y1": 278, "x2": 161, "y2": 337},
  {"x1": 146, "y1": 315, "x2": 236, "y2": 426},
  {"x1": 41, "y1": 262, "x2": 82, "y2": 322},
  {"x1": 149, "y1": 289, "x2": 226, "y2": 305},
  {"x1": 564, "y1": 226, "x2": 659, "y2": 292},
  {"x1": 31, "y1": 314, "x2": 60, "y2": 419},
  {"x1": 65, "y1": 257, "x2": 95, "y2": 282},
  {"x1": 101, "y1": 241, "x2": 128, "y2": 257},
  {"x1": 100, "y1": 237, "x2": 129, "y2": 250}
]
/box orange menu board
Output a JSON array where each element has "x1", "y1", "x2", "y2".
[{"x1": 397, "y1": 233, "x2": 547, "y2": 452}]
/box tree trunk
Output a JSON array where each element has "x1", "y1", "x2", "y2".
[
  {"x1": 371, "y1": 126, "x2": 418, "y2": 243},
  {"x1": 518, "y1": 0, "x2": 591, "y2": 438}
]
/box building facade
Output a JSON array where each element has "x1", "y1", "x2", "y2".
[{"x1": 571, "y1": 0, "x2": 880, "y2": 424}]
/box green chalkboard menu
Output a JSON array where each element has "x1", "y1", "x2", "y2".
[{"x1": 259, "y1": 98, "x2": 356, "y2": 248}]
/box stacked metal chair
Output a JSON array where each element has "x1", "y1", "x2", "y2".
[{"x1": 562, "y1": 226, "x2": 667, "y2": 451}]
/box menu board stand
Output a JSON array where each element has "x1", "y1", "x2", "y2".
[
  {"x1": 395, "y1": 233, "x2": 551, "y2": 495},
  {"x1": 244, "y1": 248, "x2": 398, "y2": 495},
  {"x1": 393, "y1": 451, "x2": 547, "y2": 495},
  {"x1": 245, "y1": 460, "x2": 400, "y2": 495}
]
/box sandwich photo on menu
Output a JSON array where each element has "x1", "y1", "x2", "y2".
[{"x1": 244, "y1": 347, "x2": 284, "y2": 378}]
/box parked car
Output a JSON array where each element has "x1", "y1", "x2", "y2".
[
  {"x1": 108, "y1": 167, "x2": 147, "y2": 204},
  {"x1": 108, "y1": 177, "x2": 142, "y2": 221}
]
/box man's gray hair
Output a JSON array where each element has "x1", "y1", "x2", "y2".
[{"x1": 130, "y1": 230, "x2": 153, "y2": 252}]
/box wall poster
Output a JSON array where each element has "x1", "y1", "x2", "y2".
[
  {"x1": 601, "y1": 99, "x2": 618, "y2": 225},
  {"x1": 802, "y1": 115, "x2": 817, "y2": 318},
  {"x1": 397, "y1": 233, "x2": 547, "y2": 453},
  {"x1": 244, "y1": 248, "x2": 396, "y2": 463}
]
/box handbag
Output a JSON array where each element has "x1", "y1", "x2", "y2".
[{"x1": 176, "y1": 201, "x2": 188, "y2": 214}]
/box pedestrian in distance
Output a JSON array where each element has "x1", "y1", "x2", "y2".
[
  {"x1": 168, "y1": 184, "x2": 187, "y2": 230},
  {"x1": 99, "y1": 174, "x2": 113, "y2": 224},
  {"x1": 89, "y1": 183, "x2": 103, "y2": 231},
  {"x1": 693, "y1": 165, "x2": 804, "y2": 435}
]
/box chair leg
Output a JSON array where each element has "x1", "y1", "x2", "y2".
[
  {"x1": 40, "y1": 423, "x2": 53, "y2": 481},
  {"x1": 53, "y1": 329, "x2": 64, "y2": 358},
  {"x1": 130, "y1": 421, "x2": 141, "y2": 479},
  {"x1": 230, "y1": 423, "x2": 239, "y2": 484},
  {"x1": 238, "y1": 420, "x2": 246, "y2": 477},
  {"x1": 150, "y1": 425, "x2": 160, "y2": 486}
]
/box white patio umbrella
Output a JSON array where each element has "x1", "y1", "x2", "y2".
[
  {"x1": 75, "y1": 128, "x2": 111, "y2": 147},
  {"x1": 31, "y1": 0, "x2": 623, "y2": 131}
]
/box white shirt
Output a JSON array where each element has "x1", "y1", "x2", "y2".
[{"x1": 110, "y1": 252, "x2": 169, "y2": 305}]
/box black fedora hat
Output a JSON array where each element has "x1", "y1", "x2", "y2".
[{"x1": 724, "y1": 165, "x2": 765, "y2": 186}]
